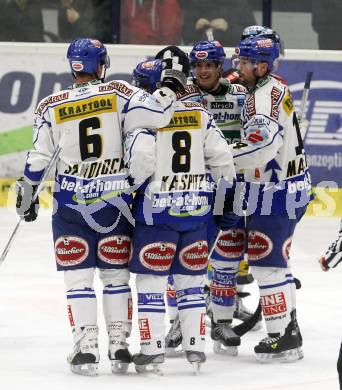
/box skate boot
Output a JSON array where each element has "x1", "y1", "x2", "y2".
[
  {"x1": 254, "y1": 320, "x2": 303, "y2": 363},
  {"x1": 107, "y1": 322, "x2": 132, "y2": 374},
  {"x1": 67, "y1": 325, "x2": 99, "y2": 376},
  {"x1": 133, "y1": 353, "x2": 165, "y2": 375},
  {"x1": 211, "y1": 319, "x2": 241, "y2": 356},
  {"x1": 234, "y1": 292, "x2": 263, "y2": 331},
  {"x1": 185, "y1": 350, "x2": 206, "y2": 374},
  {"x1": 290, "y1": 309, "x2": 303, "y2": 359},
  {"x1": 165, "y1": 315, "x2": 183, "y2": 356}
]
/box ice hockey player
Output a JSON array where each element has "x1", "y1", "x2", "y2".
[
  {"x1": 231, "y1": 34, "x2": 312, "y2": 362},
  {"x1": 15, "y1": 38, "x2": 189, "y2": 376},
  {"x1": 319, "y1": 219, "x2": 342, "y2": 388},
  {"x1": 125, "y1": 54, "x2": 236, "y2": 373},
  {"x1": 165, "y1": 40, "x2": 260, "y2": 357}
]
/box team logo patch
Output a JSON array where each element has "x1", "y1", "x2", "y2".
[
  {"x1": 256, "y1": 39, "x2": 273, "y2": 48},
  {"x1": 261, "y1": 292, "x2": 287, "y2": 316},
  {"x1": 248, "y1": 231, "x2": 273, "y2": 260},
  {"x1": 139, "y1": 318, "x2": 151, "y2": 340},
  {"x1": 71, "y1": 61, "x2": 84, "y2": 72},
  {"x1": 55, "y1": 236, "x2": 89, "y2": 266},
  {"x1": 139, "y1": 242, "x2": 176, "y2": 272},
  {"x1": 97, "y1": 235, "x2": 130, "y2": 265},
  {"x1": 179, "y1": 241, "x2": 209, "y2": 271},
  {"x1": 215, "y1": 229, "x2": 246, "y2": 258},
  {"x1": 282, "y1": 236, "x2": 293, "y2": 261},
  {"x1": 195, "y1": 51, "x2": 208, "y2": 60}
]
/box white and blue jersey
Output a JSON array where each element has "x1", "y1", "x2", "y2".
[
  {"x1": 24, "y1": 79, "x2": 179, "y2": 224},
  {"x1": 230, "y1": 75, "x2": 312, "y2": 217},
  {"x1": 125, "y1": 100, "x2": 236, "y2": 227}
]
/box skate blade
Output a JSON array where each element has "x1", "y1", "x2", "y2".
[
  {"x1": 135, "y1": 363, "x2": 164, "y2": 376},
  {"x1": 213, "y1": 341, "x2": 238, "y2": 356},
  {"x1": 111, "y1": 360, "x2": 130, "y2": 374},
  {"x1": 70, "y1": 362, "x2": 98, "y2": 376},
  {"x1": 255, "y1": 348, "x2": 303, "y2": 363},
  {"x1": 165, "y1": 347, "x2": 184, "y2": 358}
]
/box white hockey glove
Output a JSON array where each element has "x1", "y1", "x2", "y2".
[
  {"x1": 319, "y1": 229, "x2": 342, "y2": 271},
  {"x1": 155, "y1": 46, "x2": 190, "y2": 94}
]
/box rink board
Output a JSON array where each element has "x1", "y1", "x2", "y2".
[{"x1": 0, "y1": 43, "x2": 341, "y2": 213}]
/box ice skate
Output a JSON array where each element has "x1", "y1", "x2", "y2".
[
  {"x1": 185, "y1": 350, "x2": 206, "y2": 374},
  {"x1": 107, "y1": 323, "x2": 132, "y2": 374},
  {"x1": 109, "y1": 347, "x2": 132, "y2": 374},
  {"x1": 165, "y1": 316, "x2": 183, "y2": 357},
  {"x1": 254, "y1": 321, "x2": 303, "y2": 363},
  {"x1": 290, "y1": 309, "x2": 304, "y2": 359},
  {"x1": 211, "y1": 320, "x2": 241, "y2": 356},
  {"x1": 67, "y1": 325, "x2": 99, "y2": 376},
  {"x1": 234, "y1": 293, "x2": 263, "y2": 331},
  {"x1": 133, "y1": 353, "x2": 165, "y2": 375}
]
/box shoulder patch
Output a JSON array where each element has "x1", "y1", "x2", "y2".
[
  {"x1": 99, "y1": 81, "x2": 133, "y2": 96},
  {"x1": 35, "y1": 92, "x2": 69, "y2": 116},
  {"x1": 177, "y1": 84, "x2": 200, "y2": 99}
]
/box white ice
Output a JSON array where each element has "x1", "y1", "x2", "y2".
[{"x1": 0, "y1": 207, "x2": 341, "y2": 390}]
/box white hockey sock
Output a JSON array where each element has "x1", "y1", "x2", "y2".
[
  {"x1": 136, "y1": 274, "x2": 168, "y2": 355},
  {"x1": 210, "y1": 259, "x2": 240, "y2": 322},
  {"x1": 173, "y1": 274, "x2": 206, "y2": 352},
  {"x1": 99, "y1": 268, "x2": 132, "y2": 338},
  {"x1": 64, "y1": 268, "x2": 98, "y2": 335},
  {"x1": 251, "y1": 266, "x2": 292, "y2": 335}
]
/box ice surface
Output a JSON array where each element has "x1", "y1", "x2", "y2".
[{"x1": 0, "y1": 208, "x2": 341, "y2": 390}]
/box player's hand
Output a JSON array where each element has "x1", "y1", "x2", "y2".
[
  {"x1": 155, "y1": 46, "x2": 189, "y2": 94},
  {"x1": 16, "y1": 177, "x2": 39, "y2": 222}
]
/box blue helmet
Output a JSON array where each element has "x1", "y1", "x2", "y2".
[
  {"x1": 242, "y1": 25, "x2": 284, "y2": 55},
  {"x1": 189, "y1": 40, "x2": 226, "y2": 65},
  {"x1": 67, "y1": 38, "x2": 110, "y2": 75},
  {"x1": 132, "y1": 59, "x2": 162, "y2": 93},
  {"x1": 237, "y1": 35, "x2": 280, "y2": 72}
]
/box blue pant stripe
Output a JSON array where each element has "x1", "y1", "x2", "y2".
[
  {"x1": 67, "y1": 294, "x2": 96, "y2": 299},
  {"x1": 138, "y1": 308, "x2": 166, "y2": 313},
  {"x1": 178, "y1": 303, "x2": 206, "y2": 310},
  {"x1": 103, "y1": 288, "x2": 131, "y2": 295}
]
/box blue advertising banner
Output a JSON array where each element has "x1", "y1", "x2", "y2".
[{"x1": 280, "y1": 60, "x2": 342, "y2": 187}]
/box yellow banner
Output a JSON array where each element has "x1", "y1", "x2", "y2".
[
  {"x1": 160, "y1": 111, "x2": 201, "y2": 131},
  {"x1": 0, "y1": 179, "x2": 341, "y2": 216},
  {"x1": 55, "y1": 95, "x2": 116, "y2": 123}
]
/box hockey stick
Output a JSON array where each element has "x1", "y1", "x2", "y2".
[
  {"x1": 233, "y1": 301, "x2": 262, "y2": 337},
  {"x1": 298, "y1": 71, "x2": 313, "y2": 138},
  {"x1": 0, "y1": 131, "x2": 70, "y2": 266}
]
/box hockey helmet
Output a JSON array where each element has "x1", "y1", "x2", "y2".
[
  {"x1": 242, "y1": 25, "x2": 284, "y2": 55},
  {"x1": 237, "y1": 35, "x2": 280, "y2": 72},
  {"x1": 67, "y1": 38, "x2": 110, "y2": 75},
  {"x1": 132, "y1": 59, "x2": 162, "y2": 93},
  {"x1": 189, "y1": 40, "x2": 226, "y2": 65}
]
